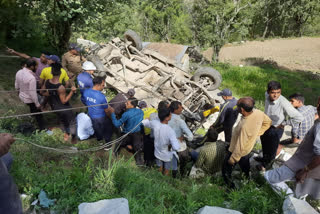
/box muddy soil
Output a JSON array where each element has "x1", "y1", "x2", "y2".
[{"x1": 218, "y1": 37, "x2": 320, "y2": 73}]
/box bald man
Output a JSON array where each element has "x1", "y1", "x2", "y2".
[{"x1": 222, "y1": 97, "x2": 272, "y2": 188}]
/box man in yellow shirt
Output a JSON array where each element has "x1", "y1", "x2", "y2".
[
  {"x1": 39, "y1": 55, "x2": 70, "y2": 88},
  {"x1": 222, "y1": 97, "x2": 272, "y2": 188}
]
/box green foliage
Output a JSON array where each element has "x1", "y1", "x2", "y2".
[
  {"x1": 191, "y1": 0, "x2": 252, "y2": 60},
  {"x1": 250, "y1": 0, "x2": 320, "y2": 38},
  {"x1": 139, "y1": 0, "x2": 193, "y2": 43},
  {"x1": 215, "y1": 63, "x2": 320, "y2": 110}
]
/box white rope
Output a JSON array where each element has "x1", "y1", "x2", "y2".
[
  {"x1": 0, "y1": 96, "x2": 156, "y2": 119},
  {"x1": 14, "y1": 120, "x2": 143, "y2": 153}
]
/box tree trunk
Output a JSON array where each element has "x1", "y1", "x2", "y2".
[
  {"x1": 212, "y1": 44, "x2": 221, "y2": 62},
  {"x1": 262, "y1": 22, "x2": 269, "y2": 39},
  {"x1": 58, "y1": 21, "x2": 71, "y2": 54}
]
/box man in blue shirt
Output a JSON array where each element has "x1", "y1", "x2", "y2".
[
  {"x1": 77, "y1": 61, "x2": 96, "y2": 105},
  {"x1": 111, "y1": 97, "x2": 144, "y2": 165},
  {"x1": 212, "y1": 88, "x2": 238, "y2": 143},
  {"x1": 83, "y1": 77, "x2": 113, "y2": 143}
]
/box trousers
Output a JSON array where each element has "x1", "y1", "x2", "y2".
[
  {"x1": 260, "y1": 126, "x2": 284, "y2": 165},
  {"x1": 222, "y1": 151, "x2": 251, "y2": 188},
  {"x1": 27, "y1": 103, "x2": 45, "y2": 130},
  {"x1": 91, "y1": 116, "x2": 113, "y2": 143}
]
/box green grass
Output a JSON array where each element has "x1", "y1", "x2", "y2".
[
  {"x1": 6, "y1": 129, "x2": 283, "y2": 213},
  {"x1": 214, "y1": 63, "x2": 320, "y2": 110}
]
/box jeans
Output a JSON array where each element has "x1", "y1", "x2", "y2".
[
  {"x1": 115, "y1": 132, "x2": 144, "y2": 165},
  {"x1": 1, "y1": 153, "x2": 13, "y2": 171},
  {"x1": 0, "y1": 160, "x2": 22, "y2": 214},
  {"x1": 260, "y1": 126, "x2": 284, "y2": 165},
  {"x1": 222, "y1": 151, "x2": 251, "y2": 188},
  {"x1": 27, "y1": 103, "x2": 45, "y2": 130},
  {"x1": 91, "y1": 116, "x2": 113, "y2": 143}
]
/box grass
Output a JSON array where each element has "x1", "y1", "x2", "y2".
[
  {"x1": 214, "y1": 63, "x2": 320, "y2": 110},
  {"x1": 5, "y1": 128, "x2": 283, "y2": 213}
]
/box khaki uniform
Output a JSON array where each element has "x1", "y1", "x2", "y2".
[{"x1": 61, "y1": 51, "x2": 85, "y2": 82}]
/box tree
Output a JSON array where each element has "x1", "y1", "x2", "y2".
[
  {"x1": 16, "y1": 0, "x2": 131, "y2": 53},
  {"x1": 191, "y1": 0, "x2": 251, "y2": 61},
  {"x1": 284, "y1": 0, "x2": 320, "y2": 36},
  {"x1": 139, "y1": 0, "x2": 192, "y2": 43}
]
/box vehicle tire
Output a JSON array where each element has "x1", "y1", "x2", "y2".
[
  {"x1": 124, "y1": 30, "x2": 143, "y2": 51},
  {"x1": 192, "y1": 67, "x2": 222, "y2": 91}
]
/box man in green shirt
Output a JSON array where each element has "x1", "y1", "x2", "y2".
[{"x1": 192, "y1": 128, "x2": 227, "y2": 175}]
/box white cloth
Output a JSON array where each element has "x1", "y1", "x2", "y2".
[
  {"x1": 264, "y1": 165, "x2": 295, "y2": 196},
  {"x1": 265, "y1": 165, "x2": 320, "y2": 200},
  {"x1": 77, "y1": 113, "x2": 94, "y2": 140},
  {"x1": 142, "y1": 119, "x2": 180, "y2": 162}
]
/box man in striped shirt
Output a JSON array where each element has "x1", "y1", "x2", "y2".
[{"x1": 288, "y1": 93, "x2": 318, "y2": 145}]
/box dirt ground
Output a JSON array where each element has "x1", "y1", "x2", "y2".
[{"x1": 218, "y1": 37, "x2": 320, "y2": 72}]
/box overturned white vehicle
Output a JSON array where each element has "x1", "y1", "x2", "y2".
[{"x1": 79, "y1": 30, "x2": 222, "y2": 131}]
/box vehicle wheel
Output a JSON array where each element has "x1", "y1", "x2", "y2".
[
  {"x1": 192, "y1": 67, "x2": 222, "y2": 91},
  {"x1": 124, "y1": 30, "x2": 143, "y2": 51}
]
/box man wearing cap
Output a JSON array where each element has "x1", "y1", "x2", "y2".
[
  {"x1": 77, "y1": 61, "x2": 96, "y2": 105},
  {"x1": 109, "y1": 89, "x2": 136, "y2": 119},
  {"x1": 6, "y1": 47, "x2": 49, "y2": 83},
  {"x1": 39, "y1": 55, "x2": 70, "y2": 88},
  {"x1": 212, "y1": 88, "x2": 238, "y2": 143},
  {"x1": 62, "y1": 43, "x2": 86, "y2": 83}
]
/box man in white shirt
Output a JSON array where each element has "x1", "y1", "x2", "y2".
[
  {"x1": 256, "y1": 81, "x2": 303, "y2": 168},
  {"x1": 76, "y1": 113, "x2": 94, "y2": 140},
  {"x1": 143, "y1": 108, "x2": 180, "y2": 177},
  {"x1": 168, "y1": 101, "x2": 193, "y2": 176}
]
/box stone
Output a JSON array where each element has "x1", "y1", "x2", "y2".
[
  {"x1": 283, "y1": 196, "x2": 319, "y2": 214},
  {"x1": 78, "y1": 198, "x2": 130, "y2": 214},
  {"x1": 197, "y1": 206, "x2": 243, "y2": 214}
]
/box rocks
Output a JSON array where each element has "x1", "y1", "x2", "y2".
[
  {"x1": 78, "y1": 198, "x2": 130, "y2": 214},
  {"x1": 197, "y1": 206, "x2": 243, "y2": 214},
  {"x1": 283, "y1": 196, "x2": 319, "y2": 214}
]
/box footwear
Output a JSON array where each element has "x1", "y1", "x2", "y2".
[
  {"x1": 254, "y1": 156, "x2": 265, "y2": 163},
  {"x1": 279, "y1": 138, "x2": 293, "y2": 145},
  {"x1": 285, "y1": 143, "x2": 300, "y2": 148},
  {"x1": 256, "y1": 164, "x2": 266, "y2": 172}
]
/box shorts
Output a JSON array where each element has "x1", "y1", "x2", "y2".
[{"x1": 156, "y1": 155, "x2": 178, "y2": 170}]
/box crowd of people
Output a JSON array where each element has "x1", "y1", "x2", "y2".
[{"x1": 1, "y1": 44, "x2": 319, "y2": 213}]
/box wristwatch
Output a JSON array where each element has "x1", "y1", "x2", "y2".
[{"x1": 304, "y1": 166, "x2": 310, "y2": 172}]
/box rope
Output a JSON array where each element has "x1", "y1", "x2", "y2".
[
  {"x1": 14, "y1": 120, "x2": 143, "y2": 153},
  {"x1": 0, "y1": 96, "x2": 156, "y2": 119},
  {"x1": 0, "y1": 85, "x2": 127, "y2": 93}
]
